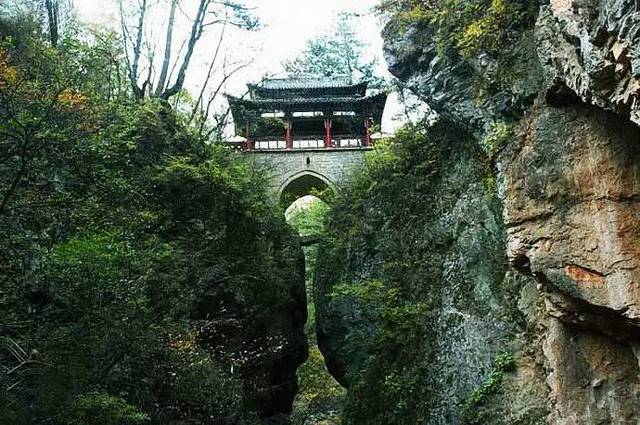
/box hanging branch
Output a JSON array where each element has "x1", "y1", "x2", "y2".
[
  {"x1": 197, "y1": 61, "x2": 249, "y2": 142},
  {"x1": 188, "y1": 21, "x2": 227, "y2": 124}
]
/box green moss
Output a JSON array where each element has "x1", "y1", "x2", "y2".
[
  {"x1": 379, "y1": 0, "x2": 539, "y2": 61},
  {"x1": 67, "y1": 393, "x2": 150, "y2": 425},
  {"x1": 462, "y1": 352, "x2": 516, "y2": 425},
  {"x1": 481, "y1": 122, "x2": 512, "y2": 156},
  {"x1": 291, "y1": 345, "x2": 346, "y2": 425}
]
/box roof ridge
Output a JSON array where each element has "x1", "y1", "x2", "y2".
[{"x1": 251, "y1": 76, "x2": 366, "y2": 91}]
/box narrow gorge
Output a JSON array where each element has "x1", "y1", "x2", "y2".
[{"x1": 1, "y1": 1, "x2": 639, "y2": 424}]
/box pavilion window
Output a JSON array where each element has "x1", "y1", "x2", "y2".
[
  {"x1": 292, "y1": 111, "x2": 324, "y2": 117},
  {"x1": 261, "y1": 111, "x2": 285, "y2": 118}
]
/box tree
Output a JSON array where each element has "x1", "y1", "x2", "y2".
[
  {"x1": 119, "y1": 0, "x2": 258, "y2": 100},
  {"x1": 0, "y1": 10, "x2": 305, "y2": 422},
  {"x1": 283, "y1": 12, "x2": 384, "y2": 87},
  {"x1": 0, "y1": 0, "x2": 70, "y2": 47},
  {"x1": 43, "y1": 0, "x2": 59, "y2": 46}
]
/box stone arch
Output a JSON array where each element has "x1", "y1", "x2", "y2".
[{"x1": 279, "y1": 170, "x2": 334, "y2": 207}]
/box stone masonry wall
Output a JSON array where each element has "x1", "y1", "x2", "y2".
[{"x1": 248, "y1": 148, "x2": 370, "y2": 198}]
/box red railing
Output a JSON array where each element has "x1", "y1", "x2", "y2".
[{"x1": 246, "y1": 135, "x2": 368, "y2": 151}]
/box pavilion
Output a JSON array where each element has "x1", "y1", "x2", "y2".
[{"x1": 226, "y1": 76, "x2": 387, "y2": 150}]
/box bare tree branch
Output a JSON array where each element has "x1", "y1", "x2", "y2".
[
  {"x1": 165, "y1": 38, "x2": 187, "y2": 87},
  {"x1": 161, "y1": 0, "x2": 211, "y2": 99},
  {"x1": 188, "y1": 21, "x2": 227, "y2": 123}
]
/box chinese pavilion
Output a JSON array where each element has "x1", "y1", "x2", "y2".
[{"x1": 226, "y1": 77, "x2": 387, "y2": 150}]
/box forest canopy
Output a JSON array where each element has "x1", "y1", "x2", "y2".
[{"x1": 0, "y1": 5, "x2": 306, "y2": 424}]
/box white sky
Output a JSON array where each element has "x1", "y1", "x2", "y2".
[{"x1": 73, "y1": 0, "x2": 403, "y2": 132}]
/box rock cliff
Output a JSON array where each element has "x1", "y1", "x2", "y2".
[{"x1": 315, "y1": 0, "x2": 640, "y2": 423}]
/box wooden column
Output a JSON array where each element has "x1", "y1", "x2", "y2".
[
  {"x1": 364, "y1": 117, "x2": 372, "y2": 147},
  {"x1": 285, "y1": 116, "x2": 293, "y2": 149},
  {"x1": 244, "y1": 123, "x2": 252, "y2": 151},
  {"x1": 324, "y1": 118, "x2": 332, "y2": 148}
]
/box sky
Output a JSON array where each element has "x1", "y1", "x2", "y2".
[{"x1": 73, "y1": 0, "x2": 403, "y2": 132}]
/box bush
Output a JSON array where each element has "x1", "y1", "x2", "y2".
[{"x1": 378, "y1": 0, "x2": 539, "y2": 60}]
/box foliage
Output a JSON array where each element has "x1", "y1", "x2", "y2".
[
  {"x1": 283, "y1": 12, "x2": 384, "y2": 87},
  {"x1": 0, "y1": 9, "x2": 301, "y2": 424},
  {"x1": 462, "y1": 353, "x2": 516, "y2": 425},
  {"x1": 314, "y1": 122, "x2": 449, "y2": 424},
  {"x1": 378, "y1": 0, "x2": 539, "y2": 60},
  {"x1": 288, "y1": 197, "x2": 330, "y2": 332},
  {"x1": 288, "y1": 198, "x2": 345, "y2": 424},
  {"x1": 291, "y1": 346, "x2": 345, "y2": 425},
  {"x1": 288, "y1": 197, "x2": 330, "y2": 237},
  {"x1": 314, "y1": 111, "x2": 514, "y2": 424},
  {"x1": 66, "y1": 393, "x2": 150, "y2": 425},
  {"x1": 480, "y1": 121, "x2": 512, "y2": 156}
]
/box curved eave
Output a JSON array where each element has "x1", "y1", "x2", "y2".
[
  {"x1": 247, "y1": 81, "x2": 368, "y2": 99},
  {"x1": 225, "y1": 94, "x2": 250, "y2": 132},
  {"x1": 230, "y1": 93, "x2": 387, "y2": 113}
]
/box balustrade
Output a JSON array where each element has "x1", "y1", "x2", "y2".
[{"x1": 248, "y1": 135, "x2": 367, "y2": 151}]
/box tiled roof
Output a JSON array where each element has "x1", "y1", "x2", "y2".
[
  {"x1": 256, "y1": 76, "x2": 354, "y2": 90},
  {"x1": 227, "y1": 92, "x2": 387, "y2": 108}
]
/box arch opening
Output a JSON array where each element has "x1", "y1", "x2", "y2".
[{"x1": 279, "y1": 171, "x2": 334, "y2": 208}]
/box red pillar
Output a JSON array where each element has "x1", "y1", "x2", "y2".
[
  {"x1": 244, "y1": 123, "x2": 252, "y2": 151},
  {"x1": 324, "y1": 118, "x2": 332, "y2": 148},
  {"x1": 364, "y1": 117, "x2": 372, "y2": 147},
  {"x1": 285, "y1": 118, "x2": 293, "y2": 149}
]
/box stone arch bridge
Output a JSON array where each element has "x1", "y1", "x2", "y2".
[
  {"x1": 226, "y1": 76, "x2": 388, "y2": 206},
  {"x1": 248, "y1": 147, "x2": 371, "y2": 206}
]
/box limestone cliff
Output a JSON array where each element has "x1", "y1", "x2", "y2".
[{"x1": 315, "y1": 0, "x2": 640, "y2": 423}]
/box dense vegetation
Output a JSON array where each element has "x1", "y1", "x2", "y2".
[
  {"x1": 314, "y1": 120, "x2": 520, "y2": 424},
  {"x1": 0, "y1": 1, "x2": 545, "y2": 424},
  {"x1": 315, "y1": 125, "x2": 443, "y2": 424},
  {"x1": 0, "y1": 10, "x2": 303, "y2": 424},
  {"x1": 378, "y1": 0, "x2": 539, "y2": 60}
]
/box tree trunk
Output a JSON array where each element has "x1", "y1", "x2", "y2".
[
  {"x1": 155, "y1": 0, "x2": 178, "y2": 97},
  {"x1": 161, "y1": 0, "x2": 209, "y2": 99},
  {"x1": 129, "y1": 0, "x2": 149, "y2": 98},
  {"x1": 44, "y1": 0, "x2": 59, "y2": 47}
]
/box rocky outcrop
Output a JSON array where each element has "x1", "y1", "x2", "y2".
[
  {"x1": 500, "y1": 99, "x2": 640, "y2": 423},
  {"x1": 314, "y1": 122, "x2": 549, "y2": 423},
  {"x1": 316, "y1": 0, "x2": 640, "y2": 423},
  {"x1": 536, "y1": 0, "x2": 640, "y2": 125},
  {"x1": 383, "y1": 10, "x2": 543, "y2": 136}
]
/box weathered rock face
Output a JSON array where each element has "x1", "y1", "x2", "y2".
[
  {"x1": 314, "y1": 122, "x2": 550, "y2": 423},
  {"x1": 315, "y1": 0, "x2": 640, "y2": 423},
  {"x1": 382, "y1": 10, "x2": 544, "y2": 136},
  {"x1": 500, "y1": 100, "x2": 640, "y2": 423},
  {"x1": 501, "y1": 102, "x2": 640, "y2": 327},
  {"x1": 536, "y1": 0, "x2": 640, "y2": 125}
]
